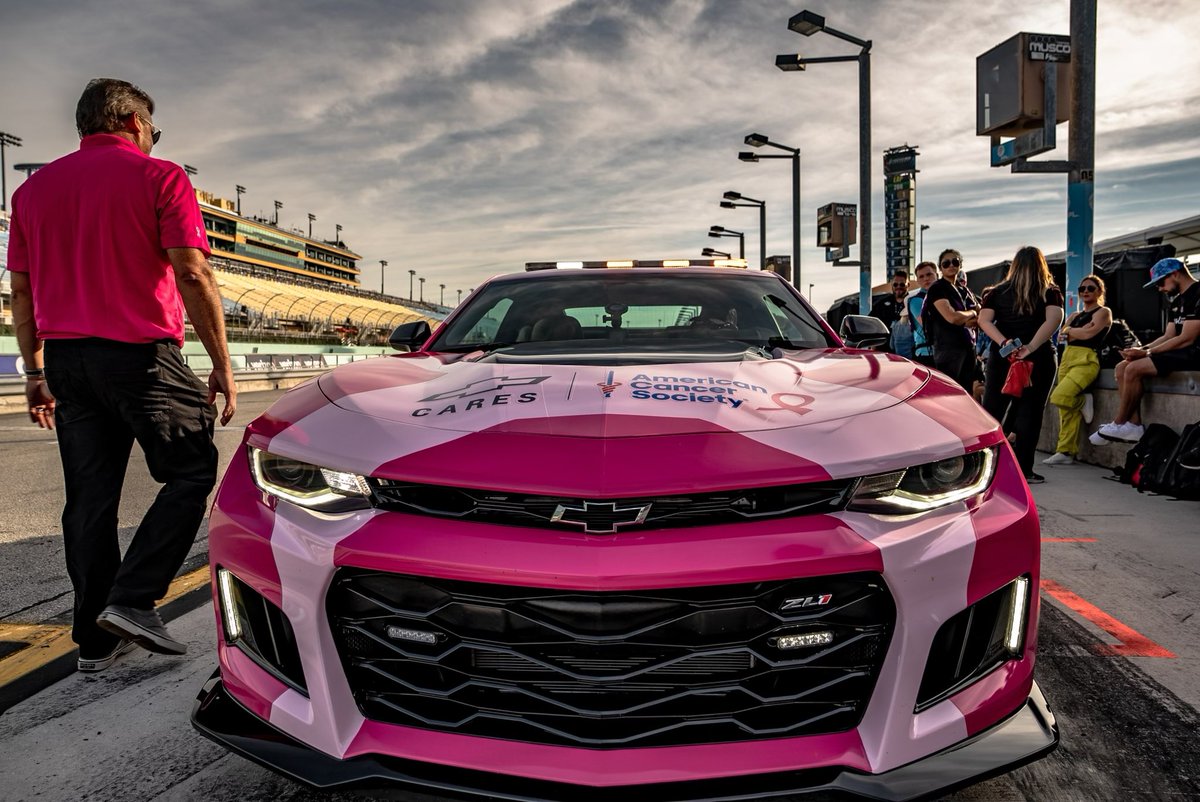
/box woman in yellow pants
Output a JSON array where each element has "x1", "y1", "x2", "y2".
[{"x1": 1044, "y1": 275, "x2": 1112, "y2": 465}]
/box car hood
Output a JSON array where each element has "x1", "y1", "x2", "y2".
[
  {"x1": 249, "y1": 351, "x2": 1001, "y2": 496},
  {"x1": 317, "y1": 350, "x2": 924, "y2": 435}
]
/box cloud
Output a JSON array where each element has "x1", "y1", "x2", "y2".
[{"x1": 1, "y1": 0, "x2": 1196, "y2": 314}]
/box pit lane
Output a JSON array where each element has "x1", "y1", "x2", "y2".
[{"x1": 0, "y1": 390, "x2": 1197, "y2": 801}]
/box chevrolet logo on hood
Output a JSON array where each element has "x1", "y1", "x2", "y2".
[
  {"x1": 420, "y1": 375, "x2": 548, "y2": 402},
  {"x1": 551, "y1": 501, "x2": 652, "y2": 534}
]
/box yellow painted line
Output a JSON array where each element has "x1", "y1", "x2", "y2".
[{"x1": 0, "y1": 566, "x2": 211, "y2": 685}]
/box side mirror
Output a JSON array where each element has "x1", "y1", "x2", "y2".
[
  {"x1": 839, "y1": 315, "x2": 890, "y2": 349},
  {"x1": 388, "y1": 320, "x2": 432, "y2": 351}
]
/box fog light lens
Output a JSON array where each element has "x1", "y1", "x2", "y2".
[
  {"x1": 1006, "y1": 576, "x2": 1030, "y2": 653},
  {"x1": 777, "y1": 631, "x2": 834, "y2": 650},
  {"x1": 217, "y1": 568, "x2": 241, "y2": 642}
]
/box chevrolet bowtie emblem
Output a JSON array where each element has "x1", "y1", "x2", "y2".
[{"x1": 551, "y1": 501, "x2": 652, "y2": 534}]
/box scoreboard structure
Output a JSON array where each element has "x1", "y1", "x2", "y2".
[{"x1": 883, "y1": 145, "x2": 919, "y2": 277}]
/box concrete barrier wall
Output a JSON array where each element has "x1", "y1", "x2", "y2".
[{"x1": 1038, "y1": 370, "x2": 1200, "y2": 470}]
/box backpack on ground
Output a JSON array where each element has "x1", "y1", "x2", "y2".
[
  {"x1": 1097, "y1": 319, "x2": 1141, "y2": 370},
  {"x1": 1117, "y1": 423, "x2": 1178, "y2": 489},
  {"x1": 1154, "y1": 422, "x2": 1200, "y2": 500}
]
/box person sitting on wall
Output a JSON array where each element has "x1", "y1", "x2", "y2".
[
  {"x1": 1043, "y1": 274, "x2": 1112, "y2": 465},
  {"x1": 1091, "y1": 258, "x2": 1200, "y2": 444}
]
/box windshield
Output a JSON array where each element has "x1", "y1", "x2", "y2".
[{"x1": 428, "y1": 271, "x2": 835, "y2": 362}]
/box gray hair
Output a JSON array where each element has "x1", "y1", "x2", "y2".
[{"x1": 75, "y1": 78, "x2": 155, "y2": 138}]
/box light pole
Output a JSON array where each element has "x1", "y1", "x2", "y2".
[
  {"x1": 418, "y1": 277, "x2": 425, "y2": 303},
  {"x1": 439, "y1": 283, "x2": 446, "y2": 305},
  {"x1": 919, "y1": 224, "x2": 930, "y2": 263},
  {"x1": 708, "y1": 226, "x2": 744, "y2": 259},
  {"x1": 12, "y1": 163, "x2": 47, "y2": 180},
  {"x1": 720, "y1": 191, "x2": 766, "y2": 270},
  {"x1": 776, "y1": 10, "x2": 871, "y2": 313},
  {"x1": 235, "y1": 184, "x2": 246, "y2": 216},
  {"x1": 308, "y1": 213, "x2": 317, "y2": 239},
  {"x1": 183, "y1": 164, "x2": 198, "y2": 179},
  {"x1": 408, "y1": 269, "x2": 416, "y2": 300},
  {"x1": 335, "y1": 224, "x2": 342, "y2": 246},
  {"x1": 457, "y1": 289, "x2": 463, "y2": 305},
  {"x1": 738, "y1": 134, "x2": 799, "y2": 285},
  {"x1": 809, "y1": 283, "x2": 815, "y2": 301},
  {"x1": 702, "y1": 247, "x2": 732, "y2": 259},
  {"x1": 379, "y1": 260, "x2": 388, "y2": 295},
  {"x1": 0, "y1": 131, "x2": 23, "y2": 213},
  {"x1": 272, "y1": 200, "x2": 283, "y2": 226}
]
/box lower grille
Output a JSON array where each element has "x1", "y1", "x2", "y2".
[{"x1": 328, "y1": 570, "x2": 895, "y2": 748}]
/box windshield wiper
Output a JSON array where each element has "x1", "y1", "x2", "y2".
[
  {"x1": 435, "y1": 342, "x2": 513, "y2": 353},
  {"x1": 766, "y1": 336, "x2": 813, "y2": 350}
]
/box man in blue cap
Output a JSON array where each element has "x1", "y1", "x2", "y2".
[{"x1": 1093, "y1": 258, "x2": 1198, "y2": 444}]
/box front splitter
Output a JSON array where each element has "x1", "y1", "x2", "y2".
[{"x1": 191, "y1": 671, "x2": 1058, "y2": 802}]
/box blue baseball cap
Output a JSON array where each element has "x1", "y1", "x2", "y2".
[{"x1": 1144, "y1": 258, "x2": 1187, "y2": 288}]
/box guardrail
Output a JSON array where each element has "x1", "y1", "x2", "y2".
[{"x1": 0, "y1": 352, "x2": 387, "y2": 412}]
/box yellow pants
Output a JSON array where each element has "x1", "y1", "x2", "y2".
[{"x1": 1049, "y1": 345, "x2": 1100, "y2": 454}]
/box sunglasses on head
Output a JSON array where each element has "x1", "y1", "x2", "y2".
[
  {"x1": 1077, "y1": 285, "x2": 1099, "y2": 292},
  {"x1": 940, "y1": 257, "x2": 961, "y2": 268}
]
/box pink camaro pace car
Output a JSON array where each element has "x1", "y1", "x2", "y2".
[{"x1": 193, "y1": 261, "x2": 1057, "y2": 801}]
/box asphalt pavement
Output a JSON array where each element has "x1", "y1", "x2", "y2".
[{"x1": 0, "y1": 389, "x2": 1197, "y2": 800}]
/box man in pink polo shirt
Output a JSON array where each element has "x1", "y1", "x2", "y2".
[{"x1": 9, "y1": 78, "x2": 236, "y2": 671}]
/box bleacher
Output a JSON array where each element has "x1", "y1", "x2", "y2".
[{"x1": 211, "y1": 258, "x2": 438, "y2": 345}]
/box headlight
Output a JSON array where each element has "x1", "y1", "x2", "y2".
[
  {"x1": 248, "y1": 446, "x2": 372, "y2": 512},
  {"x1": 847, "y1": 447, "x2": 997, "y2": 513}
]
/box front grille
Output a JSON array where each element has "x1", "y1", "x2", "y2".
[
  {"x1": 328, "y1": 570, "x2": 895, "y2": 748},
  {"x1": 368, "y1": 479, "x2": 854, "y2": 533}
]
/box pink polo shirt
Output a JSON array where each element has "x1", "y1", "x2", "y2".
[{"x1": 7, "y1": 134, "x2": 211, "y2": 346}]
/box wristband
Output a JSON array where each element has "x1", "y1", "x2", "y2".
[{"x1": 23, "y1": 368, "x2": 44, "y2": 378}]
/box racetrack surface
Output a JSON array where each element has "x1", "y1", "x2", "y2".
[{"x1": 0, "y1": 389, "x2": 1197, "y2": 800}]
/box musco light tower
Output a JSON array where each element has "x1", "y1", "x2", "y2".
[{"x1": 978, "y1": 0, "x2": 1096, "y2": 313}]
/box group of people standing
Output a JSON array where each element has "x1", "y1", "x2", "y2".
[{"x1": 873, "y1": 246, "x2": 1117, "y2": 484}]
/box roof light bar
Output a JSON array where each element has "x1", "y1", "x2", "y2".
[{"x1": 524, "y1": 259, "x2": 749, "y2": 271}]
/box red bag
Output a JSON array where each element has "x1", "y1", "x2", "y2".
[{"x1": 1002, "y1": 357, "x2": 1033, "y2": 397}]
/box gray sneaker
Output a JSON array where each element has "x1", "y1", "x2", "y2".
[
  {"x1": 96, "y1": 605, "x2": 187, "y2": 656},
  {"x1": 78, "y1": 639, "x2": 136, "y2": 673}
]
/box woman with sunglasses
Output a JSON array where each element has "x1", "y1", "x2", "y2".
[
  {"x1": 1043, "y1": 276, "x2": 1111, "y2": 465},
  {"x1": 977, "y1": 246, "x2": 1065, "y2": 483},
  {"x1": 921, "y1": 249, "x2": 978, "y2": 391}
]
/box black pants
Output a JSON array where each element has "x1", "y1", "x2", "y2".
[
  {"x1": 933, "y1": 347, "x2": 977, "y2": 392},
  {"x1": 983, "y1": 348, "x2": 1057, "y2": 477},
  {"x1": 44, "y1": 339, "x2": 218, "y2": 651}
]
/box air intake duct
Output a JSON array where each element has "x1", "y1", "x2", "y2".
[
  {"x1": 217, "y1": 568, "x2": 307, "y2": 694},
  {"x1": 915, "y1": 576, "x2": 1029, "y2": 712}
]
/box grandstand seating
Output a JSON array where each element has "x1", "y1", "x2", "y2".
[{"x1": 213, "y1": 263, "x2": 435, "y2": 342}]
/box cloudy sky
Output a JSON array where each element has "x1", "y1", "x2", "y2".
[{"x1": 1, "y1": 0, "x2": 1197, "y2": 310}]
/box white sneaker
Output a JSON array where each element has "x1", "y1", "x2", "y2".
[
  {"x1": 1089, "y1": 430, "x2": 1110, "y2": 446},
  {"x1": 1043, "y1": 452, "x2": 1075, "y2": 466},
  {"x1": 1082, "y1": 394, "x2": 1094, "y2": 424},
  {"x1": 1099, "y1": 421, "x2": 1145, "y2": 443}
]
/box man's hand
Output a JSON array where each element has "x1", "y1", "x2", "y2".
[
  {"x1": 208, "y1": 366, "x2": 237, "y2": 425},
  {"x1": 26, "y1": 379, "x2": 56, "y2": 430},
  {"x1": 1121, "y1": 347, "x2": 1150, "y2": 361}
]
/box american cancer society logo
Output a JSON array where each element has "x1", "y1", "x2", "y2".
[{"x1": 597, "y1": 370, "x2": 621, "y2": 398}]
